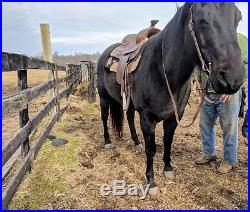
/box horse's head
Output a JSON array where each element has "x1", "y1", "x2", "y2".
[{"x1": 191, "y1": 3, "x2": 245, "y2": 94}]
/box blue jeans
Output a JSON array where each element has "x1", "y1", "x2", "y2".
[
  {"x1": 199, "y1": 90, "x2": 241, "y2": 164},
  {"x1": 242, "y1": 110, "x2": 248, "y2": 138}
]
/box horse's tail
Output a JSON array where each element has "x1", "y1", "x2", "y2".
[{"x1": 110, "y1": 97, "x2": 124, "y2": 138}]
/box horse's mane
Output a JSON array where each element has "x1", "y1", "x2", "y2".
[{"x1": 163, "y1": 3, "x2": 191, "y2": 33}]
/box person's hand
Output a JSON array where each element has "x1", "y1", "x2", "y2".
[
  {"x1": 193, "y1": 81, "x2": 202, "y2": 96},
  {"x1": 220, "y1": 94, "x2": 232, "y2": 103}
]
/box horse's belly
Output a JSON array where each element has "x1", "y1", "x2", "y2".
[{"x1": 104, "y1": 71, "x2": 122, "y2": 104}]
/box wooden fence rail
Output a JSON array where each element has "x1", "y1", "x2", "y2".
[
  {"x1": 2, "y1": 52, "x2": 66, "y2": 72},
  {"x1": 2, "y1": 106, "x2": 68, "y2": 209},
  {"x1": 1, "y1": 52, "x2": 95, "y2": 209},
  {"x1": 2, "y1": 69, "x2": 77, "y2": 116}
]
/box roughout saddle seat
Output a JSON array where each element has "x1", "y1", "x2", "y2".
[
  {"x1": 106, "y1": 20, "x2": 161, "y2": 85},
  {"x1": 110, "y1": 26, "x2": 161, "y2": 60},
  {"x1": 110, "y1": 34, "x2": 139, "y2": 59}
]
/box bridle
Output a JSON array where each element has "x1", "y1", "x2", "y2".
[
  {"x1": 162, "y1": 4, "x2": 212, "y2": 128},
  {"x1": 188, "y1": 5, "x2": 212, "y2": 77}
]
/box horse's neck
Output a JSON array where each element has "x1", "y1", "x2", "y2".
[{"x1": 161, "y1": 8, "x2": 197, "y2": 91}]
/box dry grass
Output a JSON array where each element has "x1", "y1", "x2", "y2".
[
  {"x1": 2, "y1": 70, "x2": 66, "y2": 144},
  {"x1": 2, "y1": 69, "x2": 66, "y2": 97},
  {"x1": 2, "y1": 71, "x2": 248, "y2": 209},
  {"x1": 7, "y1": 94, "x2": 248, "y2": 209}
]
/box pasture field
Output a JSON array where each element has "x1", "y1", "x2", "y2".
[
  {"x1": 2, "y1": 71, "x2": 248, "y2": 209},
  {"x1": 2, "y1": 70, "x2": 66, "y2": 143}
]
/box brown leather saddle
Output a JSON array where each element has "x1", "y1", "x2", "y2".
[
  {"x1": 106, "y1": 20, "x2": 161, "y2": 111},
  {"x1": 106, "y1": 20, "x2": 161, "y2": 84}
]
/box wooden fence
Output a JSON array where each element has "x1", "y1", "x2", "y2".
[{"x1": 2, "y1": 52, "x2": 96, "y2": 209}]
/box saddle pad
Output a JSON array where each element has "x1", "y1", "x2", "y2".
[{"x1": 106, "y1": 55, "x2": 141, "y2": 74}]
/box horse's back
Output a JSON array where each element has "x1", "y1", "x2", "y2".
[{"x1": 97, "y1": 43, "x2": 120, "y2": 77}]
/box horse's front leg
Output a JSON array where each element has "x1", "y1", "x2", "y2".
[
  {"x1": 163, "y1": 118, "x2": 178, "y2": 180},
  {"x1": 126, "y1": 106, "x2": 143, "y2": 151},
  {"x1": 140, "y1": 110, "x2": 158, "y2": 195}
]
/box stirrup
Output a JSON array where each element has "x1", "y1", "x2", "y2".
[{"x1": 122, "y1": 92, "x2": 127, "y2": 112}]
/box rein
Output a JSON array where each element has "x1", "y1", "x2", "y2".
[{"x1": 162, "y1": 5, "x2": 212, "y2": 128}]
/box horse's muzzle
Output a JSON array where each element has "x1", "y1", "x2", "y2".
[{"x1": 211, "y1": 68, "x2": 244, "y2": 94}]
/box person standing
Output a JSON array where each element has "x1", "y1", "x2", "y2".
[
  {"x1": 242, "y1": 110, "x2": 248, "y2": 139},
  {"x1": 193, "y1": 68, "x2": 242, "y2": 174}
]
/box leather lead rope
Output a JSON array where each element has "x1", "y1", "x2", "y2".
[{"x1": 161, "y1": 4, "x2": 212, "y2": 128}]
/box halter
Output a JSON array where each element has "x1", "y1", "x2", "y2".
[
  {"x1": 162, "y1": 4, "x2": 212, "y2": 128},
  {"x1": 188, "y1": 5, "x2": 212, "y2": 77}
]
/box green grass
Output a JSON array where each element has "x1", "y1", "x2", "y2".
[
  {"x1": 238, "y1": 33, "x2": 248, "y2": 63},
  {"x1": 237, "y1": 33, "x2": 248, "y2": 78},
  {"x1": 10, "y1": 127, "x2": 80, "y2": 209},
  {"x1": 9, "y1": 100, "x2": 99, "y2": 209}
]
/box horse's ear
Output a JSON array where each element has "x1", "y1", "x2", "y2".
[
  {"x1": 185, "y1": 2, "x2": 193, "y2": 9},
  {"x1": 235, "y1": 6, "x2": 242, "y2": 27},
  {"x1": 183, "y1": 2, "x2": 193, "y2": 15},
  {"x1": 176, "y1": 3, "x2": 180, "y2": 11}
]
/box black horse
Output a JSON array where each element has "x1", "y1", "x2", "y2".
[{"x1": 97, "y1": 3, "x2": 244, "y2": 193}]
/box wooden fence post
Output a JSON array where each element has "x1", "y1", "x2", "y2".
[
  {"x1": 17, "y1": 69, "x2": 30, "y2": 157},
  {"x1": 65, "y1": 64, "x2": 74, "y2": 95},
  {"x1": 88, "y1": 62, "x2": 96, "y2": 103},
  {"x1": 40, "y1": 23, "x2": 56, "y2": 114},
  {"x1": 78, "y1": 66, "x2": 82, "y2": 84},
  {"x1": 65, "y1": 63, "x2": 69, "y2": 89},
  {"x1": 73, "y1": 66, "x2": 78, "y2": 92},
  {"x1": 2, "y1": 51, "x2": 82, "y2": 208},
  {"x1": 80, "y1": 61, "x2": 89, "y2": 83},
  {"x1": 52, "y1": 67, "x2": 60, "y2": 117},
  {"x1": 80, "y1": 63, "x2": 84, "y2": 83}
]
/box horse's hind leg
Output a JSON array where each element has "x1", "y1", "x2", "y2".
[
  {"x1": 126, "y1": 106, "x2": 143, "y2": 151},
  {"x1": 100, "y1": 97, "x2": 113, "y2": 149},
  {"x1": 163, "y1": 118, "x2": 178, "y2": 180}
]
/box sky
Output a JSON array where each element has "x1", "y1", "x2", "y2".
[{"x1": 2, "y1": 2, "x2": 248, "y2": 56}]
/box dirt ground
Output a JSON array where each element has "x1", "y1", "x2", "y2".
[{"x1": 4, "y1": 76, "x2": 248, "y2": 209}]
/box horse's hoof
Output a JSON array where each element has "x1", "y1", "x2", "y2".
[
  {"x1": 104, "y1": 143, "x2": 115, "y2": 149},
  {"x1": 164, "y1": 171, "x2": 174, "y2": 181},
  {"x1": 135, "y1": 143, "x2": 144, "y2": 152},
  {"x1": 148, "y1": 187, "x2": 159, "y2": 198}
]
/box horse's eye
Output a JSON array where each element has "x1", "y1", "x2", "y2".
[{"x1": 198, "y1": 19, "x2": 209, "y2": 26}]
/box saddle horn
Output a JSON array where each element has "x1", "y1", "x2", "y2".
[{"x1": 150, "y1": 20, "x2": 159, "y2": 27}]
